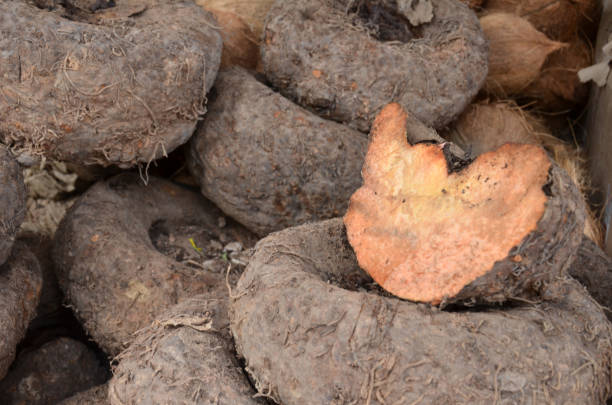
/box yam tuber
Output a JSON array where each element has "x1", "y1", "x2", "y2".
[{"x1": 344, "y1": 103, "x2": 585, "y2": 305}]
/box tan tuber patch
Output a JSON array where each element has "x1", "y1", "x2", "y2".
[
  {"x1": 198, "y1": 8, "x2": 259, "y2": 69},
  {"x1": 344, "y1": 103, "x2": 552, "y2": 304},
  {"x1": 195, "y1": 0, "x2": 275, "y2": 40}
]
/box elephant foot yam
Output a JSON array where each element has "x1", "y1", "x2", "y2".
[
  {"x1": 0, "y1": 242, "x2": 43, "y2": 380},
  {"x1": 0, "y1": 337, "x2": 108, "y2": 404},
  {"x1": 568, "y1": 237, "x2": 612, "y2": 319},
  {"x1": 53, "y1": 173, "x2": 255, "y2": 355},
  {"x1": 0, "y1": 0, "x2": 222, "y2": 167},
  {"x1": 261, "y1": 0, "x2": 488, "y2": 132},
  {"x1": 344, "y1": 103, "x2": 585, "y2": 305},
  {"x1": 230, "y1": 218, "x2": 612, "y2": 405},
  {"x1": 187, "y1": 67, "x2": 368, "y2": 236},
  {"x1": 110, "y1": 296, "x2": 265, "y2": 405},
  {"x1": 0, "y1": 146, "x2": 26, "y2": 265}
]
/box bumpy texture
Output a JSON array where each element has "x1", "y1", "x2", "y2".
[
  {"x1": 261, "y1": 0, "x2": 488, "y2": 132},
  {"x1": 187, "y1": 67, "x2": 368, "y2": 236},
  {"x1": 230, "y1": 219, "x2": 612, "y2": 404},
  {"x1": 0, "y1": 337, "x2": 108, "y2": 404},
  {"x1": 344, "y1": 103, "x2": 586, "y2": 305},
  {"x1": 53, "y1": 173, "x2": 254, "y2": 355},
  {"x1": 58, "y1": 384, "x2": 110, "y2": 405},
  {"x1": 568, "y1": 237, "x2": 612, "y2": 320},
  {"x1": 0, "y1": 242, "x2": 43, "y2": 380},
  {"x1": 0, "y1": 146, "x2": 26, "y2": 265},
  {"x1": 0, "y1": 0, "x2": 222, "y2": 167},
  {"x1": 110, "y1": 295, "x2": 266, "y2": 405}
]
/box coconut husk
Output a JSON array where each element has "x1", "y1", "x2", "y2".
[
  {"x1": 443, "y1": 100, "x2": 603, "y2": 246},
  {"x1": 481, "y1": 13, "x2": 566, "y2": 97},
  {"x1": 444, "y1": 101, "x2": 539, "y2": 155},
  {"x1": 523, "y1": 35, "x2": 593, "y2": 112},
  {"x1": 485, "y1": 0, "x2": 600, "y2": 42},
  {"x1": 199, "y1": 7, "x2": 259, "y2": 69},
  {"x1": 195, "y1": 0, "x2": 275, "y2": 40}
]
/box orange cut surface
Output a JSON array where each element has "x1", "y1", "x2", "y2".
[{"x1": 344, "y1": 103, "x2": 551, "y2": 304}]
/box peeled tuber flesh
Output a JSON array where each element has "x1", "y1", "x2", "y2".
[{"x1": 344, "y1": 103, "x2": 586, "y2": 305}]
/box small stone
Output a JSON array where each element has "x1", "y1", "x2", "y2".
[{"x1": 224, "y1": 242, "x2": 243, "y2": 253}]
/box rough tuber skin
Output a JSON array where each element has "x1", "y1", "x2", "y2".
[
  {"x1": 110, "y1": 296, "x2": 266, "y2": 405},
  {"x1": 187, "y1": 67, "x2": 368, "y2": 236},
  {"x1": 1, "y1": 0, "x2": 222, "y2": 167},
  {"x1": 0, "y1": 242, "x2": 43, "y2": 380},
  {"x1": 261, "y1": 0, "x2": 488, "y2": 132},
  {"x1": 568, "y1": 237, "x2": 612, "y2": 320},
  {"x1": 344, "y1": 103, "x2": 586, "y2": 306},
  {"x1": 52, "y1": 174, "x2": 254, "y2": 355},
  {"x1": 230, "y1": 219, "x2": 612, "y2": 404},
  {"x1": 0, "y1": 146, "x2": 26, "y2": 265}
]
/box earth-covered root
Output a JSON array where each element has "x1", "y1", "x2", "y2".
[
  {"x1": 568, "y1": 237, "x2": 612, "y2": 319},
  {"x1": 0, "y1": 337, "x2": 109, "y2": 404},
  {"x1": 53, "y1": 173, "x2": 255, "y2": 355},
  {"x1": 261, "y1": 0, "x2": 488, "y2": 132},
  {"x1": 187, "y1": 67, "x2": 368, "y2": 236},
  {"x1": 230, "y1": 218, "x2": 612, "y2": 405},
  {"x1": 0, "y1": 146, "x2": 26, "y2": 265},
  {"x1": 58, "y1": 383, "x2": 110, "y2": 405},
  {"x1": 0, "y1": 241, "x2": 43, "y2": 380},
  {"x1": 110, "y1": 295, "x2": 266, "y2": 405},
  {"x1": 14, "y1": 233, "x2": 66, "y2": 339},
  {"x1": 0, "y1": 0, "x2": 222, "y2": 167},
  {"x1": 344, "y1": 103, "x2": 585, "y2": 305}
]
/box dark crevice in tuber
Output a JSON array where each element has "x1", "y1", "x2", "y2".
[
  {"x1": 348, "y1": 0, "x2": 423, "y2": 42},
  {"x1": 542, "y1": 169, "x2": 554, "y2": 197},
  {"x1": 33, "y1": 0, "x2": 116, "y2": 12},
  {"x1": 442, "y1": 143, "x2": 473, "y2": 174}
]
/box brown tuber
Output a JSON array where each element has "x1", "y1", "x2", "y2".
[
  {"x1": 0, "y1": 146, "x2": 26, "y2": 265},
  {"x1": 0, "y1": 0, "x2": 222, "y2": 167},
  {"x1": 344, "y1": 103, "x2": 585, "y2": 305},
  {"x1": 230, "y1": 218, "x2": 612, "y2": 404}
]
